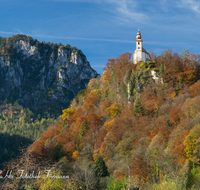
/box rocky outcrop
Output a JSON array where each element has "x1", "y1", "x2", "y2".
[{"x1": 0, "y1": 39, "x2": 98, "y2": 116}]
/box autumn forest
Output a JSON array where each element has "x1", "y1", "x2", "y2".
[{"x1": 1, "y1": 49, "x2": 200, "y2": 189}]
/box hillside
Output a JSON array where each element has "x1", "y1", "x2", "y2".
[
  {"x1": 0, "y1": 34, "x2": 98, "y2": 117},
  {"x1": 0, "y1": 101, "x2": 56, "y2": 169},
  {"x1": 1, "y1": 50, "x2": 200, "y2": 190}
]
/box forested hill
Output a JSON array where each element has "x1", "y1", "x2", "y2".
[
  {"x1": 0, "y1": 34, "x2": 98, "y2": 117},
  {"x1": 1, "y1": 50, "x2": 200, "y2": 189},
  {"x1": 0, "y1": 101, "x2": 56, "y2": 169}
]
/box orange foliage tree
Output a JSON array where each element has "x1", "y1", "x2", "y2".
[
  {"x1": 187, "y1": 80, "x2": 200, "y2": 97},
  {"x1": 62, "y1": 142, "x2": 76, "y2": 161},
  {"x1": 131, "y1": 154, "x2": 149, "y2": 181},
  {"x1": 121, "y1": 103, "x2": 134, "y2": 118},
  {"x1": 178, "y1": 68, "x2": 198, "y2": 84},
  {"x1": 169, "y1": 106, "x2": 181, "y2": 125},
  {"x1": 102, "y1": 57, "x2": 115, "y2": 86},
  {"x1": 111, "y1": 118, "x2": 134, "y2": 144},
  {"x1": 86, "y1": 113, "x2": 102, "y2": 128},
  {"x1": 83, "y1": 89, "x2": 102, "y2": 112},
  {"x1": 114, "y1": 53, "x2": 132, "y2": 83},
  {"x1": 95, "y1": 128, "x2": 107, "y2": 149},
  {"x1": 171, "y1": 130, "x2": 189, "y2": 166},
  {"x1": 31, "y1": 121, "x2": 63, "y2": 157}
]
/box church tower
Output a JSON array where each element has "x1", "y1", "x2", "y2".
[{"x1": 133, "y1": 29, "x2": 151, "y2": 64}]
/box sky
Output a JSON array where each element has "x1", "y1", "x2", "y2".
[{"x1": 0, "y1": 0, "x2": 200, "y2": 75}]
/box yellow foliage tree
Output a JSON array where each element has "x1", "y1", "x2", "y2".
[
  {"x1": 60, "y1": 107, "x2": 76, "y2": 121},
  {"x1": 87, "y1": 78, "x2": 99, "y2": 91},
  {"x1": 184, "y1": 124, "x2": 200, "y2": 162},
  {"x1": 72, "y1": 150, "x2": 79, "y2": 161},
  {"x1": 106, "y1": 103, "x2": 122, "y2": 117},
  {"x1": 103, "y1": 118, "x2": 116, "y2": 131},
  {"x1": 171, "y1": 91, "x2": 176, "y2": 101}
]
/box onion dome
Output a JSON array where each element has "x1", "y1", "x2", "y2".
[{"x1": 136, "y1": 29, "x2": 142, "y2": 40}]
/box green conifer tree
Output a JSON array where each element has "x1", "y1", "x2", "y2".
[
  {"x1": 94, "y1": 155, "x2": 109, "y2": 178},
  {"x1": 78, "y1": 120, "x2": 87, "y2": 148},
  {"x1": 55, "y1": 141, "x2": 63, "y2": 161},
  {"x1": 134, "y1": 98, "x2": 143, "y2": 116},
  {"x1": 159, "y1": 64, "x2": 164, "y2": 76}
]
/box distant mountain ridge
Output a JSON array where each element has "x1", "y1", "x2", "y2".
[{"x1": 0, "y1": 34, "x2": 98, "y2": 116}]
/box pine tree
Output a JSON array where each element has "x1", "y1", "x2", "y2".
[
  {"x1": 78, "y1": 120, "x2": 87, "y2": 148},
  {"x1": 159, "y1": 64, "x2": 164, "y2": 76},
  {"x1": 134, "y1": 98, "x2": 143, "y2": 116},
  {"x1": 55, "y1": 141, "x2": 63, "y2": 161},
  {"x1": 94, "y1": 155, "x2": 109, "y2": 178},
  {"x1": 154, "y1": 55, "x2": 156, "y2": 62}
]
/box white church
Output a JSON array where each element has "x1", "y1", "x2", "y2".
[
  {"x1": 133, "y1": 29, "x2": 151, "y2": 64},
  {"x1": 133, "y1": 29, "x2": 159, "y2": 83}
]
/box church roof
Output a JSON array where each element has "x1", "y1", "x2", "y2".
[
  {"x1": 133, "y1": 47, "x2": 150, "y2": 55},
  {"x1": 142, "y1": 47, "x2": 149, "y2": 54}
]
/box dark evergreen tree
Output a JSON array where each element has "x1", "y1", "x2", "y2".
[
  {"x1": 165, "y1": 119, "x2": 172, "y2": 127},
  {"x1": 78, "y1": 120, "x2": 87, "y2": 148},
  {"x1": 55, "y1": 141, "x2": 63, "y2": 161},
  {"x1": 94, "y1": 155, "x2": 109, "y2": 178}
]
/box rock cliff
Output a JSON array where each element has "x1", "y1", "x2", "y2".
[{"x1": 0, "y1": 35, "x2": 98, "y2": 116}]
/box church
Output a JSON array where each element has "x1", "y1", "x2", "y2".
[{"x1": 133, "y1": 29, "x2": 151, "y2": 64}]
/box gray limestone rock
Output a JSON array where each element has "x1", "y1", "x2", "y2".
[{"x1": 0, "y1": 40, "x2": 98, "y2": 116}]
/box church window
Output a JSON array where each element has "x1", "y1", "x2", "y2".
[
  {"x1": 138, "y1": 47, "x2": 140, "y2": 49},
  {"x1": 138, "y1": 42, "x2": 140, "y2": 45}
]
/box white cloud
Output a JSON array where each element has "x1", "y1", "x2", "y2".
[
  {"x1": 15, "y1": 29, "x2": 24, "y2": 34},
  {"x1": 30, "y1": 34, "x2": 136, "y2": 43},
  {"x1": 0, "y1": 31, "x2": 16, "y2": 35},
  {"x1": 0, "y1": 30, "x2": 197, "y2": 50},
  {"x1": 0, "y1": 30, "x2": 135, "y2": 43},
  {"x1": 180, "y1": 0, "x2": 200, "y2": 13},
  {"x1": 113, "y1": 0, "x2": 148, "y2": 23},
  {"x1": 44, "y1": 0, "x2": 148, "y2": 23}
]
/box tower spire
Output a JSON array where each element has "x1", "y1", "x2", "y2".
[{"x1": 136, "y1": 29, "x2": 142, "y2": 40}]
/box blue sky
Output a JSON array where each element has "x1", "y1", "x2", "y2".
[{"x1": 0, "y1": 0, "x2": 200, "y2": 74}]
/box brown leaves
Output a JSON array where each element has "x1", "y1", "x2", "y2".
[
  {"x1": 86, "y1": 113, "x2": 102, "y2": 128},
  {"x1": 130, "y1": 154, "x2": 149, "y2": 181},
  {"x1": 169, "y1": 106, "x2": 181, "y2": 125},
  {"x1": 121, "y1": 103, "x2": 134, "y2": 118}
]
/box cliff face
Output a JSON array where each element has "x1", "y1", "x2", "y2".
[{"x1": 0, "y1": 38, "x2": 98, "y2": 116}]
